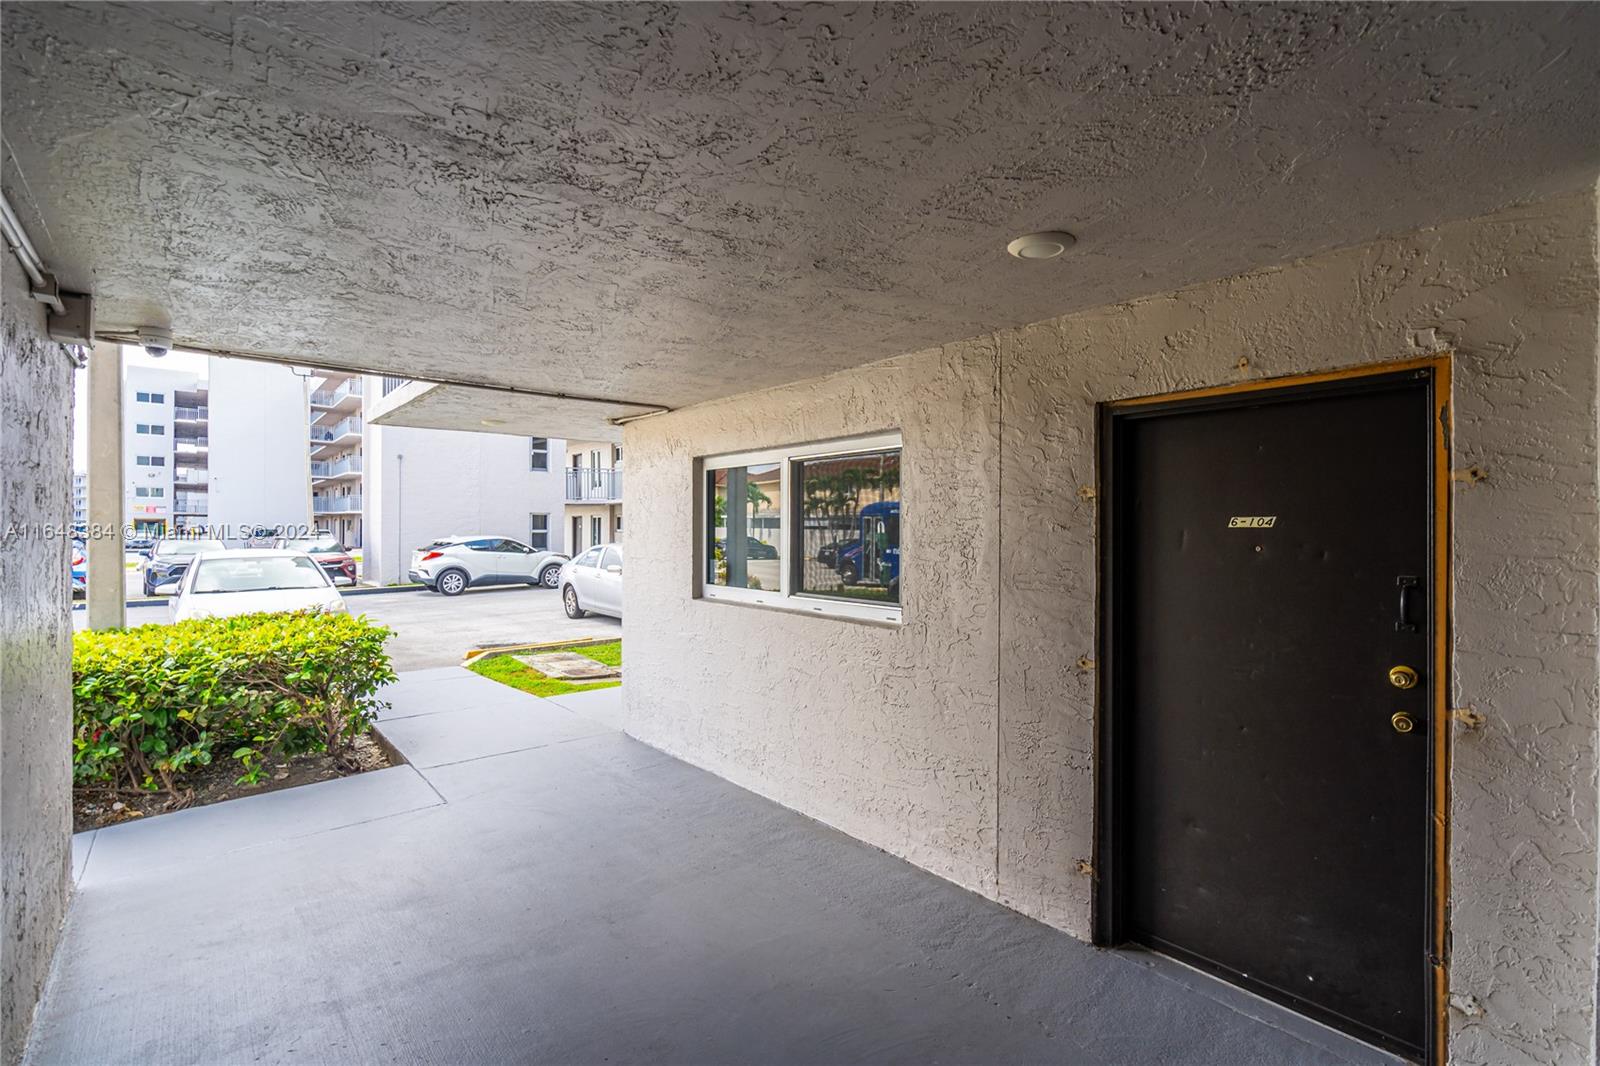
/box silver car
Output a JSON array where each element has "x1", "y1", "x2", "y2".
[
  {"x1": 558, "y1": 543, "x2": 622, "y2": 619},
  {"x1": 409, "y1": 535, "x2": 569, "y2": 596}
]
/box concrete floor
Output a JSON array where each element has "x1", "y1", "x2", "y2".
[
  {"x1": 73, "y1": 584, "x2": 620, "y2": 669},
  {"x1": 34, "y1": 671, "x2": 1397, "y2": 1065}
]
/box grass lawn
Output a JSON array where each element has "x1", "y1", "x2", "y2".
[{"x1": 469, "y1": 640, "x2": 621, "y2": 698}]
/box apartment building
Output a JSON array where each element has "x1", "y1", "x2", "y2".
[
  {"x1": 564, "y1": 439, "x2": 623, "y2": 554},
  {"x1": 360, "y1": 376, "x2": 569, "y2": 584},
  {"x1": 308, "y1": 369, "x2": 364, "y2": 547},
  {"x1": 115, "y1": 357, "x2": 309, "y2": 540}
]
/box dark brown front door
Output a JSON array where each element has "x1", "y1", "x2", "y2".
[{"x1": 1099, "y1": 367, "x2": 1440, "y2": 1060}]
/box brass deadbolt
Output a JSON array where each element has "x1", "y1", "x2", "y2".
[
  {"x1": 1391, "y1": 711, "x2": 1417, "y2": 734},
  {"x1": 1388, "y1": 665, "x2": 1419, "y2": 690}
]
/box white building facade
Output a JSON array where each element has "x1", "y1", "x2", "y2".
[
  {"x1": 115, "y1": 356, "x2": 309, "y2": 542},
  {"x1": 361, "y1": 376, "x2": 568, "y2": 585}
]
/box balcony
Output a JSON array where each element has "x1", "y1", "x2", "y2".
[
  {"x1": 173, "y1": 495, "x2": 208, "y2": 515},
  {"x1": 566, "y1": 467, "x2": 622, "y2": 503},
  {"x1": 312, "y1": 494, "x2": 362, "y2": 514},
  {"x1": 310, "y1": 379, "x2": 363, "y2": 409},
  {"x1": 172, "y1": 469, "x2": 207, "y2": 487},
  {"x1": 172, "y1": 405, "x2": 208, "y2": 421},
  {"x1": 310, "y1": 416, "x2": 362, "y2": 446},
  {"x1": 174, "y1": 440, "x2": 209, "y2": 456},
  {"x1": 311, "y1": 454, "x2": 363, "y2": 480}
]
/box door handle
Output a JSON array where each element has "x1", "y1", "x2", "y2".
[{"x1": 1395, "y1": 575, "x2": 1419, "y2": 633}]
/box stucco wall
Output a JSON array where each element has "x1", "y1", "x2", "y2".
[
  {"x1": 625, "y1": 189, "x2": 1600, "y2": 1063},
  {"x1": 0, "y1": 254, "x2": 74, "y2": 1064},
  {"x1": 363, "y1": 418, "x2": 568, "y2": 585}
]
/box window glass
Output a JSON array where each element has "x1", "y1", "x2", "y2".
[
  {"x1": 151, "y1": 488, "x2": 164, "y2": 498},
  {"x1": 464, "y1": 538, "x2": 497, "y2": 552},
  {"x1": 192, "y1": 555, "x2": 328, "y2": 594},
  {"x1": 501, "y1": 539, "x2": 531, "y2": 554},
  {"x1": 136, "y1": 391, "x2": 150, "y2": 402},
  {"x1": 151, "y1": 425, "x2": 165, "y2": 435},
  {"x1": 576, "y1": 547, "x2": 603, "y2": 568},
  {"x1": 135, "y1": 487, "x2": 149, "y2": 497},
  {"x1": 152, "y1": 456, "x2": 165, "y2": 466},
  {"x1": 529, "y1": 438, "x2": 548, "y2": 471},
  {"x1": 590, "y1": 515, "x2": 602, "y2": 544},
  {"x1": 150, "y1": 392, "x2": 165, "y2": 403},
  {"x1": 136, "y1": 424, "x2": 149, "y2": 434},
  {"x1": 796, "y1": 449, "x2": 901, "y2": 604},
  {"x1": 136, "y1": 455, "x2": 150, "y2": 466},
  {"x1": 600, "y1": 546, "x2": 621, "y2": 571},
  {"x1": 529, "y1": 514, "x2": 549, "y2": 551},
  {"x1": 707, "y1": 462, "x2": 782, "y2": 591}
]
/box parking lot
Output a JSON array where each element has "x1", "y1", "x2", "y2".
[{"x1": 74, "y1": 585, "x2": 620, "y2": 670}]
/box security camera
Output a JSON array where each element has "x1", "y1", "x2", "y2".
[{"x1": 136, "y1": 326, "x2": 173, "y2": 358}]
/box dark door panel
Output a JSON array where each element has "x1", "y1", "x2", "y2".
[{"x1": 1101, "y1": 371, "x2": 1436, "y2": 1060}]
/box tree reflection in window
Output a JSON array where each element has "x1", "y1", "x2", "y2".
[
  {"x1": 707, "y1": 462, "x2": 782, "y2": 590},
  {"x1": 796, "y1": 449, "x2": 900, "y2": 604}
]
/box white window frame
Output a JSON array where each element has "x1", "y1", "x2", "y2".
[
  {"x1": 699, "y1": 431, "x2": 902, "y2": 625},
  {"x1": 529, "y1": 438, "x2": 549, "y2": 472},
  {"x1": 529, "y1": 512, "x2": 549, "y2": 550}
]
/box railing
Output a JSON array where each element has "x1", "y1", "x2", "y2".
[
  {"x1": 565, "y1": 467, "x2": 623, "y2": 502},
  {"x1": 174, "y1": 440, "x2": 209, "y2": 452},
  {"x1": 313, "y1": 494, "x2": 362, "y2": 514},
  {"x1": 310, "y1": 416, "x2": 362, "y2": 443},
  {"x1": 172, "y1": 405, "x2": 208, "y2": 420},
  {"x1": 173, "y1": 496, "x2": 208, "y2": 513},
  {"x1": 310, "y1": 379, "x2": 363, "y2": 406},
  {"x1": 173, "y1": 467, "x2": 206, "y2": 484},
  {"x1": 381, "y1": 376, "x2": 410, "y2": 396},
  {"x1": 311, "y1": 454, "x2": 363, "y2": 478}
]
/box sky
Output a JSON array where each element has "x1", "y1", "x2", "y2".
[{"x1": 71, "y1": 345, "x2": 210, "y2": 473}]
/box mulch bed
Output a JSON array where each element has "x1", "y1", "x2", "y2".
[{"x1": 72, "y1": 733, "x2": 392, "y2": 833}]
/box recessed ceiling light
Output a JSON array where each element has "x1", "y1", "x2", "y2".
[
  {"x1": 1007, "y1": 231, "x2": 1077, "y2": 260},
  {"x1": 480, "y1": 418, "x2": 505, "y2": 427}
]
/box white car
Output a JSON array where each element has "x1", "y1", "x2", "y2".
[
  {"x1": 409, "y1": 535, "x2": 569, "y2": 596},
  {"x1": 162, "y1": 549, "x2": 348, "y2": 623},
  {"x1": 558, "y1": 543, "x2": 623, "y2": 620}
]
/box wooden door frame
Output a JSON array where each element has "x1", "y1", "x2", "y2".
[{"x1": 1092, "y1": 355, "x2": 1451, "y2": 1064}]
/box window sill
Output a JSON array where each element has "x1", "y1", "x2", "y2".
[{"x1": 699, "y1": 589, "x2": 902, "y2": 629}]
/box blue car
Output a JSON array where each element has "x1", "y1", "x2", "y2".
[{"x1": 70, "y1": 542, "x2": 86, "y2": 597}]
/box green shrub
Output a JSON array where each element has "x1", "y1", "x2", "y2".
[{"x1": 73, "y1": 611, "x2": 395, "y2": 795}]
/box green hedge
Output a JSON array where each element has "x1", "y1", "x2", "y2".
[{"x1": 73, "y1": 611, "x2": 395, "y2": 794}]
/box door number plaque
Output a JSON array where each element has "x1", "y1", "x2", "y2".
[{"x1": 1228, "y1": 516, "x2": 1277, "y2": 528}]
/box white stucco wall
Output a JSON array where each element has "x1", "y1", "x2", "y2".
[
  {"x1": 363, "y1": 420, "x2": 568, "y2": 585},
  {"x1": 206, "y1": 358, "x2": 310, "y2": 543},
  {"x1": 0, "y1": 254, "x2": 73, "y2": 1064},
  {"x1": 625, "y1": 189, "x2": 1600, "y2": 1063}
]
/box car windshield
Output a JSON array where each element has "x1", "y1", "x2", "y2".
[
  {"x1": 155, "y1": 539, "x2": 225, "y2": 557},
  {"x1": 191, "y1": 556, "x2": 329, "y2": 594},
  {"x1": 284, "y1": 538, "x2": 343, "y2": 553}
]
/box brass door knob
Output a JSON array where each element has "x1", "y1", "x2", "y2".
[
  {"x1": 1388, "y1": 665, "x2": 1419, "y2": 690},
  {"x1": 1391, "y1": 711, "x2": 1417, "y2": 734}
]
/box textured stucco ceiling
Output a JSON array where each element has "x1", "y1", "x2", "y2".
[{"x1": 4, "y1": 2, "x2": 1598, "y2": 417}]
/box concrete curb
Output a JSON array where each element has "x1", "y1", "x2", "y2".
[
  {"x1": 461, "y1": 636, "x2": 617, "y2": 666},
  {"x1": 71, "y1": 583, "x2": 430, "y2": 610}
]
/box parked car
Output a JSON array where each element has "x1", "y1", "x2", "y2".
[
  {"x1": 409, "y1": 535, "x2": 569, "y2": 596},
  {"x1": 161, "y1": 549, "x2": 348, "y2": 623},
  {"x1": 713, "y1": 536, "x2": 779, "y2": 560},
  {"x1": 273, "y1": 535, "x2": 358, "y2": 586},
  {"x1": 243, "y1": 526, "x2": 283, "y2": 548},
  {"x1": 142, "y1": 537, "x2": 226, "y2": 596},
  {"x1": 70, "y1": 541, "x2": 86, "y2": 597},
  {"x1": 125, "y1": 537, "x2": 156, "y2": 558},
  {"x1": 558, "y1": 543, "x2": 623, "y2": 620},
  {"x1": 834, "y1": 500, "x2": 901, "y2": 594}
]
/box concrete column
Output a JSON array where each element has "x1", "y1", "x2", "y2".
[{"x1": 85, "y1": 340, "x2": 124, "y2": 629}]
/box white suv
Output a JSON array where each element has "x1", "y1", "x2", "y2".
[{"x1": 409, "y1": 536, "x2": 569, "y2": 596}]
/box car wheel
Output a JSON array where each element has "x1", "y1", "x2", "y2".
[
  {"x1": 838, "y1": 562, "x2": 859, "y2": 586},
  {"x1": 563, "y1": 585, "x2": 586, "y2": 618},
  {"x1": 437, "y1": 569, "x2": 469, "y2": 597},
  {"x1": 539, "y1": 565, "x2": 561, "y2": 589}
]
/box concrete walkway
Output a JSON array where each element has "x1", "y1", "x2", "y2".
[{"x1": 35, "y1": 671, "x2": 1399, "y2": 1065}]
